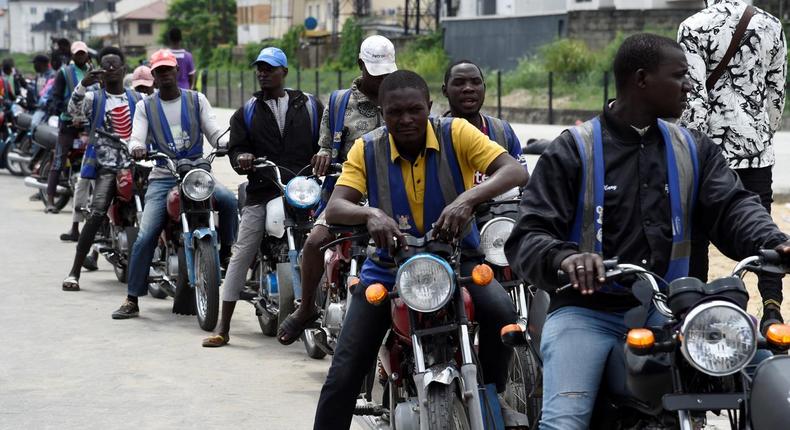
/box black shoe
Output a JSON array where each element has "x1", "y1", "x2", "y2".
[
  {"x1": 760, "y1": 304, "x2": 784, "y2": 336},
  {"x1": 60, "y1": 231, "x2": 79, "y2": 241},
  {"x1": 112, "y1": 299, "x2": 140, "y2": 319},
  {"x1": 82, "y1": 254, "x2": 98, "y2": 271}
]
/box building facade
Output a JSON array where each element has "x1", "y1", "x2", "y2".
[
  {"x1": 117, "y1": 0, "x2": 167, "y2": 56},
  {"x1": 9, "y1": 0, "x2": 80, "y2": 53}
]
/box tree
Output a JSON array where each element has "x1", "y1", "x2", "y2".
[
  {"x1": 336, "y1": 18, "x2": 364, "y2": 70},
  {"x1": 163, "y1": 0, "x2": 238, "y2": 64}
]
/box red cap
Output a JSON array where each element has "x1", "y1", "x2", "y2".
[{"x1": 149, "y1": 49, "x2": 177, "y2": 71}]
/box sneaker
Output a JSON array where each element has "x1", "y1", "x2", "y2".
[
  {"x1": 112, "y1": 299, "x2": 139, "y2": 319},
  {"x1": 82, "y1": 255, "x2": 98, "y2": 271},
  {"x1": 760, "y1": 304, "x2": 784, "y2": 336}
]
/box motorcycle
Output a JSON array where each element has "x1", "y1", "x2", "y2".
[
  {"x1": 23, "y1": 121, "x2": 85, "y2": 212},
  {"x1": 89, "y1": 128, "x2": 150, "y2": 283},
  {"x1": 243, "y1": 158, "x2": 319, "y2": 343},
  {"x1": 353, "y1": 228, "x2": 507, "y2": 430},
  {"x1": 476, "y1": 193, "x2": 544, "y2": 427},
  {"x1": 144, "y1": 148, "x2": 225, "y2": 331},
  {"x1": 0, "y1": 95, "x2": 30, "y2": 176},
  {"x1": 502, "y1": 252, "x2": 790, "y2": 429}
]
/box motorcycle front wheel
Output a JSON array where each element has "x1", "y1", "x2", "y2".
[
  {"x1": 505, "y1": 345, "x2": 542, "y2": 428},
  {"x1": 194, "y1": 240, "x2": 220, "y2": 331},
  {"x1": 3, "y1": 138, "x2": 24, "y2": 176},
  {"x1": 426, "y1": 382, "x2": 471, "y2": 430}
]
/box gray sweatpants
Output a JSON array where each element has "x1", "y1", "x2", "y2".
[{"x1": 222, "y1": 203, "x2": 266, "y2": 302}]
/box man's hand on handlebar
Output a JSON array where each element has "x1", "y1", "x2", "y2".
[
  {"x1": 131, "y1": 147, "x2": 147, "y2": 160},
  {"x1": 367, "y1": 208, "x2": 407, "y2": 253},
  {"x1": 559, "y1": 252, "x2": 607, "y2": 295},
  {"x1": 237, "y1": 153, "x2": 255, "y2": 171},
  {"x1": 311, "y1": 153, "x2": 331, "y2": 177},
  {"x1": 434, "y1": 196, "x2": 474, "y2": 242},
  {"x1": 776, "y1": 241, "x2": 790, "y2": 258}
]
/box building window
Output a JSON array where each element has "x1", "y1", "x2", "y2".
[
  {"x1": 122, "y1": 22, "x2": 129, "y2": 35},
  {"x1": 138, "y1": 22, "x2": 153, "y2": 35},
  {"x1": 30, "y1": 7, "x2": 37, "y2": 14}
]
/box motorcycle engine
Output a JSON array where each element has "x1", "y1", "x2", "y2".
[
  {"x1": 324, "y1": 302, "x2": 346, "y2": 333},
  {"x1": 167, "y1": 254, "x2": 179, "y2": 277}
]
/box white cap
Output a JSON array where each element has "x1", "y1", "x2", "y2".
[{"x1": 359, "y1": 35, "x2": 397, "y2": 77}]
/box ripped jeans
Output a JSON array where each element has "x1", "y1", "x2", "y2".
[{"x1": 539, "y1": 305, "x2": 666, "y2": 430}]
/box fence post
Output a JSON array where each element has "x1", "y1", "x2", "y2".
[
  {"x1": 240, "y1": 70, "x2": 245, "y2": 103},
  {"x1": 337, "y1": 70, "x2": 342, "y2": 89},
  {"x1": 226, "y1": 69, "x2": 232, "y2": 108},
  {"x1": 200, "y1": 70, "x2": 207, "y2": 95},
  {"x1": 297, "y1": 65, "x2": 301, "y2": 90},
  {"x1": 214, "y1": 69, "x2": 219, "y2": 106},
  {"x1": 548, "y1": 72, "x2": 554, "y2": 125},
  {"x1": 315, "y1": 70, "x2": 320, "y2": 96},
  {"x1": 603, "y1": 71, "x2": 609, "y2": 106},
  {"x1": 497, "y1": 70, "x2": 502, "y2": 119}
]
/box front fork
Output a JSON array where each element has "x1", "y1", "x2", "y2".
[
  {"x1": 181, "y1": 211, "x2": 219, "y2": 287},
  {"x1": 286, "y1": 226, "x2": 302, "y2": 300}
]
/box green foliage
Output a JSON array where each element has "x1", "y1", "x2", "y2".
[
  {"x1": 335, "y1": 18, "x2": 363, "y2": 70},
  {"x1": 163, "y1": 0, "x2": 238, "y2": 64},
  {"x1": 397, "y1": 33, "x2": 449, "y2": 85},
  {"x1": 539, "y1": 39, "x2": 593, "y2": 79},
  {"x1": 281, "y1": 25, "x2": 305, "y2": 66},
  {"x1": 501, "y1": 57, "x2": 547, "y2": 93}
]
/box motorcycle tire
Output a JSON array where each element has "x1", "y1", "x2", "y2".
[
  {"x1": 172, "y1": 246, "x2": 196, "y2": 316},
  {"x1": 276, "y1": 262, "x2": 295, "y2": 329},
  {"x1": 194, "y1": 240, "x2": 220, "y2": 332},
  {"x1": 113, "y1": 264, "x2": 127, "y2": 283},
  {"x1": 505, "y1": 345, "x2": 542, "y2": 428},
  {"x1": 36, "y1": 154, "x2": 69, "y2": 211},
  {"x1": 301, "y1": 329, "x2": 327, "y2": 360},
  {"x1": 426, "y1": 382, "x2": 471, "y2": 430},
  {"x1": 3, "y1": 140, "x2": 24, "y2": 176}
]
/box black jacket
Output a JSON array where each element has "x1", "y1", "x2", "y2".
[
  {"x1": 505, "y1": 103, "x2": 788, "y2": 313},
  {"x1": 228, "y1": 89, "x2": 323, "y2": 206}
]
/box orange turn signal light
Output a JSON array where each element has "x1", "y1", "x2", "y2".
[
  {"x1": 626, "y1": 328, "x2": 655, "y2": 349},
  {"x1": 365, "y1": 283, "x2": 388, "y2": 305},
  {"x1": 766, "y1": 323, "x2": 790, "y2": 348},
  {"x1": 348, "y1": 276, "x2": 360, "y2": 290},
  {"x1": 471, "y1": 264, "x2": 494, "y2": 286}
]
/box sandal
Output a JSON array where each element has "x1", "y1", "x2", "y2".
[
  {"x1": 202, "y1": 334, "x2": 229, "y2": 348},
  {"x1": 277, "y1": 311, "x2": 321, "y2": 346},
  {"x1": 62, "y1": 276, "x2": 80, "y2": 291}
]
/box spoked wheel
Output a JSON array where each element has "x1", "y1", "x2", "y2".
[
  {"x1": 194, "y1": 240, "x2": 220, "y2": 331},
  {"x1": 505, "y1": 345, "x2": 542, "y2": 428},
  {"x1": 426, "y1": 382, "x2": 471, "y2": 430},
  {"x1": 36, "y1": 154, "x2": 70, "y2": 211}
]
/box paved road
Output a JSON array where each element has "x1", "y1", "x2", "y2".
[{"x1": 0, "y1": 169, "x2": 365, "y2": 429}]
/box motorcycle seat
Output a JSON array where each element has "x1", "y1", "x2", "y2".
[
  {"x1": 15, "y1": 112, "x2": 32, "y2": 131},
  {"x1": 33, "y1": 124, "x2": 58, "y2": 150}
]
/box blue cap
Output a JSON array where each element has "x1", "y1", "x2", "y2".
[{"x1": 252, "y1": 47, "x2": 288, "y2": 67}]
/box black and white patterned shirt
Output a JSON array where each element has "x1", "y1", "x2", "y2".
[{"x1": 678, "y1": 0, "x2": 787, "y2": 169}]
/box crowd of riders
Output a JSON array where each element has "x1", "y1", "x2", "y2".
[{"x1": 4, "y1": 1, "x2": 790, "y2": 428}]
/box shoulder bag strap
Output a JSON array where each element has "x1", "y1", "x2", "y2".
[{"x1": 706, "y1": 5, "x2": 755, "y2": 91}]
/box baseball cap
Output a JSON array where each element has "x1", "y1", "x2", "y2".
[
  {"x1": 252, "y1": 47, "x2": 287, "y2": 67},
  {"x1": 359, "y1": 35, "x2": 397, "y2": 76},
  {"x1": 132, "y1": 65, "x2": 154, "y2": 88},
  {"x1": 70, "y1": 41, "x2": 88, "y2": 55},
  {"x1": 149, "y1": 49, "x2": 178, "y2": 70}
]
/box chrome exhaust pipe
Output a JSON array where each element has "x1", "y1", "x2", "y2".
[
  {"x1": 6, "y1": 152, "x2": 32, "y2": 164},
  {"x1": 23, "y1": 176, "x2": 69, "y2": 194}
]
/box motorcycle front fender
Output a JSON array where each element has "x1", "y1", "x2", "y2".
[
  {"x1": 421, "y1": 365, "x2": 462, "y2": 388},
  {"x1": 183, "y1": 228, "x2": 219, "y2": 287}
]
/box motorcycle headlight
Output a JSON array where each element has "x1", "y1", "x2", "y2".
[
  {"x1": 479, "y1": 217, "x2": 514, "y2": 266},
  {"x1": 680, "y1": 301, "x2": 756, "y2": 376},
  {"x1": 395, "y1": 254, "x2": 454, "y2": 313},
  {"x1": 181, "y1": 169, "x2": 216, "y2": 201},
  {"x1": 285, "y1": 176, "x2": 321, "y2": 208}
]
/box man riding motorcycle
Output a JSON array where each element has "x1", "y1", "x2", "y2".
[
  {"x1": 276, "y1": 35, "x2": 396, "y2": 345},
  {"x1": 313, "y1": 70, "x2": 528, "y2": 428},
  {"x1": 201, "y1": 47, "x2": 322, "y2": 347},
  {"x1": 112, "y1": 49, "x2": 238, "y2": 320},
  {"x1": 504, "y1": 33, "x2": 790, "y2": 430},
  {"x1": 60, "y1": 47, "x2": 143, "y2": 291},
  {"x1": 28, "y1": 54, "x2": 56, "y2": 129}
]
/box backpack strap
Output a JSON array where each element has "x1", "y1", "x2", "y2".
[
  {"x1": 243, "y1": 97, "x2": 257, "y2": 133},
  {"x1": 305, "y1": 93, "x2": 320, "y2": 144},
  {"x1": 328, "y1": 89, "x2": 352, "y2": 160}
]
